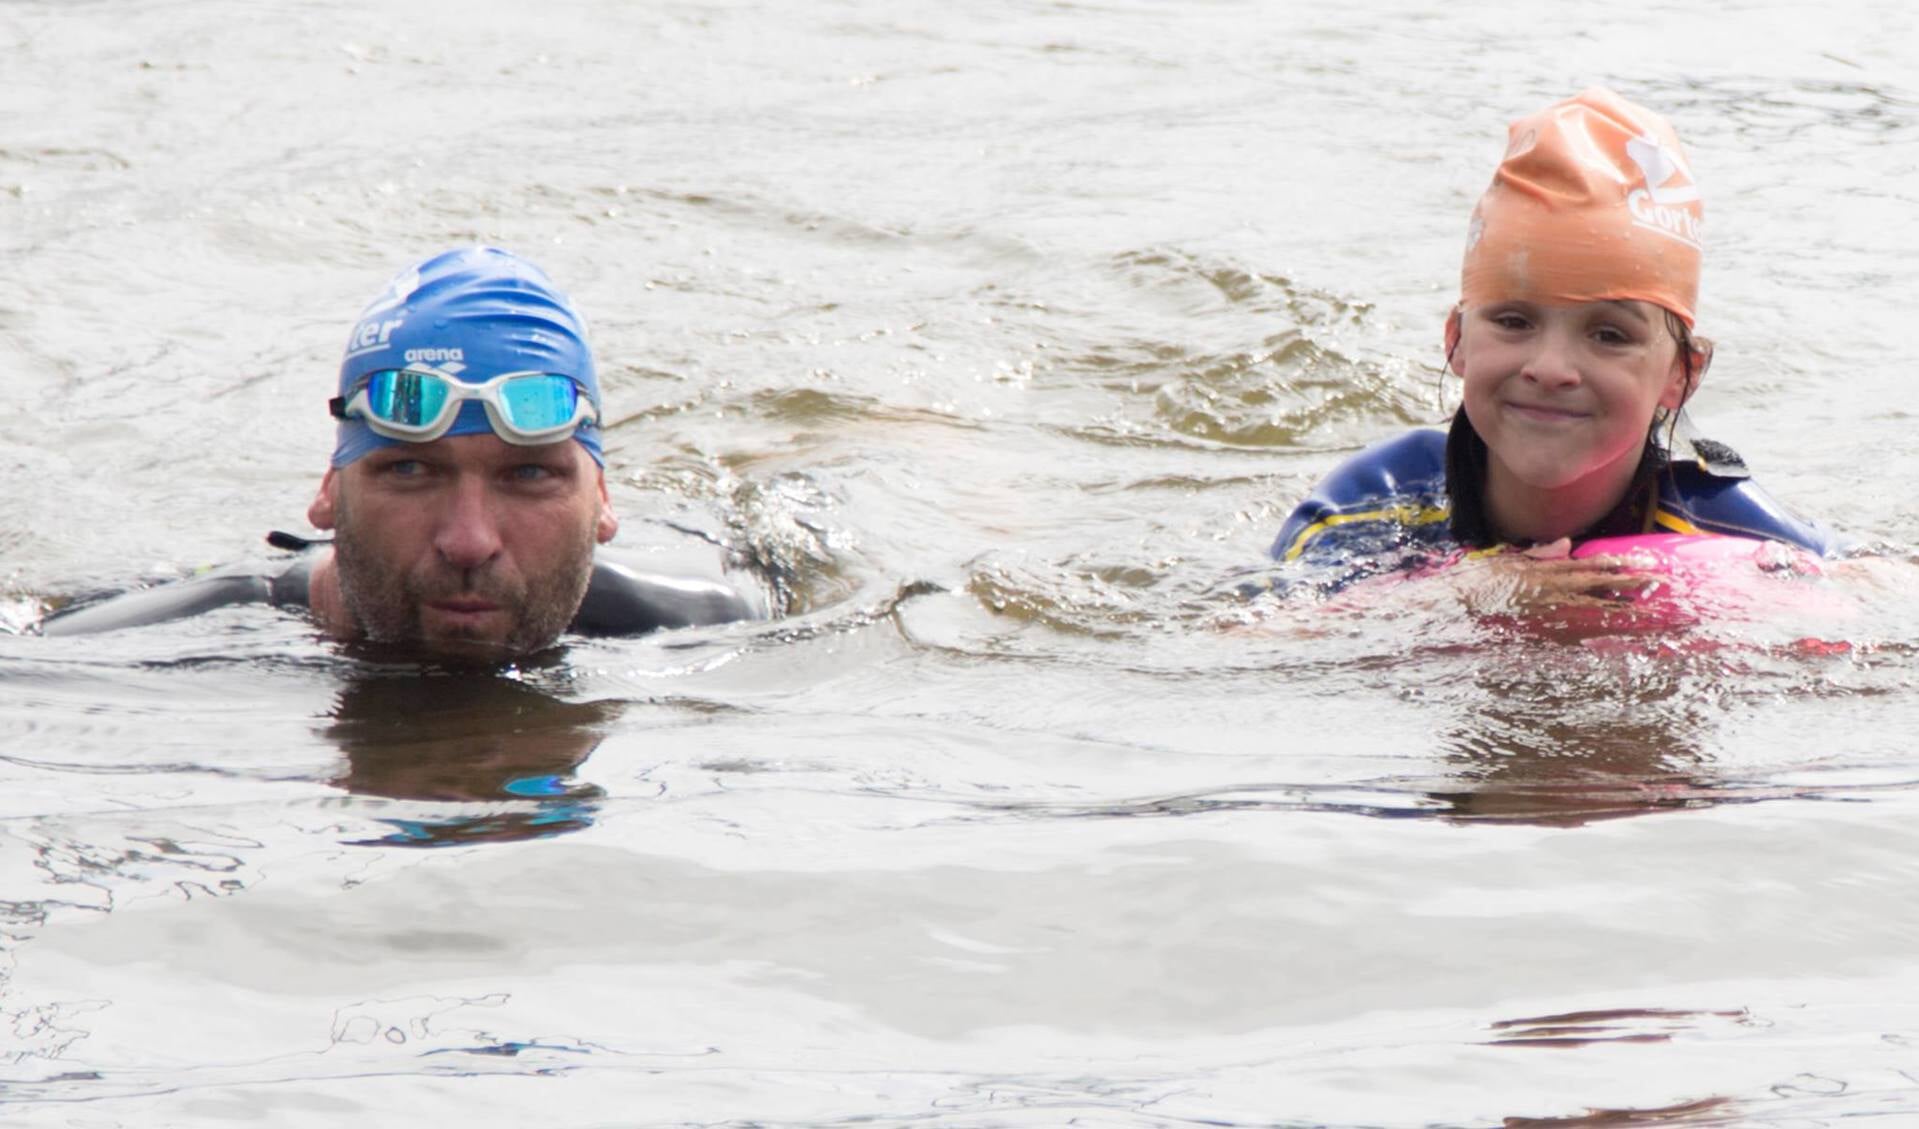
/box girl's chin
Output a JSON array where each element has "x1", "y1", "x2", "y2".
[
  {"x1": 1491, "y1": 456, "x2": 1595, "y2": 493},
  {"x1": 1510, "y1": 471, "x2": 1590, "y2": 493}
]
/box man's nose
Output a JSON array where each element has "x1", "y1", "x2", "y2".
[{"x1": 433, "y1": 476, "x2": 503, "y2": 571}]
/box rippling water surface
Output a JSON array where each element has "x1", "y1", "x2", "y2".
[{"x1": 5, "y1": 1, "x2": 1919, "y2": 1125}]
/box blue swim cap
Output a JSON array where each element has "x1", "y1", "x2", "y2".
[{"x1": 331, "y1": 247, "x2": 604, "y2": 467}]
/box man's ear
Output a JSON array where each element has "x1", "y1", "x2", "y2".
[
  {"x1": 1443, "y1": 306, "x2": 1465, "y2": 376},
  {"x1": 594, "y1": 472, "x2": 619, "y2": 544},
  {"x1": 308, "y1": 468, "x2": 340, "y2": 530}
]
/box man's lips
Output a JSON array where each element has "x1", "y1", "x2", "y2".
[{"x1": 428, "y1": 597, "x2": 502, "y2": 614}]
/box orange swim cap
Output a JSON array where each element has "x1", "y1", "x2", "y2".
[{"x1": 1460, "y1": 87, "x2": 1704, "y2": 326}]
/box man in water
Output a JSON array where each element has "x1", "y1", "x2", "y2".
[{"x1": 42, "y1": 247, "x2": 762, "y2": 656}]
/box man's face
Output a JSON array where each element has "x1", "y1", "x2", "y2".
[{"x1": 309, "y1": 433, "x2": 617, "y2": 660}]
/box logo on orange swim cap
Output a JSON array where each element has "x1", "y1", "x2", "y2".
[{"x1": 1461, "y1": 87, "x2": 1704, "y2": 326}]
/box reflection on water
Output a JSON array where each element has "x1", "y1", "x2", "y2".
[
  {"x1": 1499, "y1": 1096, "x2": 1735, "y2": 1128},
  {"x1": 1488, "y1": 1007, "x2": 1754, "y2": 1049},
  {"x1": 325, "y1": 674, "x2": 617, "y2": 847},
  {"x1": 1435, "y1": 639, "x2": 1716, "y2": 827}
]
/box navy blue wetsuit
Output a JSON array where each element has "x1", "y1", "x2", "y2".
[{"x1": 1266, "y1": 428, "x2": 1835, "y2": 591}]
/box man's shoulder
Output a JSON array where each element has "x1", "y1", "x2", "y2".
[
  {"x1": 37, "y1": 555, "x2": 310, "y2": 637},
  {"x1": 571, "y1": 545, "x2": 768, "y2": 636}
]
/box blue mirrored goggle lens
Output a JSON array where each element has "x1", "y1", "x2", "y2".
[
  {"x1": 496, "y1": 374, "x2": 582, "y2": 431},
  {"x1": 353, "y1": 371, "x2": 586, "y2": 434},
  {"x1": 364, "y1": 369, "x2": 451, "y2": 427}
]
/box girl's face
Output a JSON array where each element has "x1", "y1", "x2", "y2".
[{"x1": 1448, "y1": 298, "x2": 1694, "y2": 534}]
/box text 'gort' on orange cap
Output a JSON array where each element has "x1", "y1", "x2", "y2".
[{"x1": 1460, "y1": 87, "x2": 1704, "y2": 327}]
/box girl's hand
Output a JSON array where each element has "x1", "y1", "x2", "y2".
[
  {"x1": 1457, "y1": 542, "x2": 1662, "y2": 613},
  {"x1": 1519, "y1": 537, "x2": 1574, "y2": 560}
]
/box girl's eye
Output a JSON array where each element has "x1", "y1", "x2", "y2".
[
  {"x1": 1491, "y1": 312, "x2": 1530, "y2": 331},
  {"x1": 1592, "y1": 325, "x2": 1633, "y2": 346}
]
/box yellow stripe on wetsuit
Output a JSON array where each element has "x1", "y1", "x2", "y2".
[
  {"x1": 1283, "y1": 502, "x2": 1451, "y2": 561},
  {"x1": 1651, "y1": 508, "x2": 1705, "y2": 536}
]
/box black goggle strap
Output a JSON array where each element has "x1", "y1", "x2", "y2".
[{"x1": 267, "y1": 530, "x2": 332, "y2": 551}]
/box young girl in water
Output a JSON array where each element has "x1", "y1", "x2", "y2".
[{"x1": 1270, "y1": 88, "x2": 1833, "y2": 587}]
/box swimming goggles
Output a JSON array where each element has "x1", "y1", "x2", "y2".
[{"x1": 330, "y1": 369, "x2": 599, "y2": 446}]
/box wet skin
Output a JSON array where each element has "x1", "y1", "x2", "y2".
[
  {"x1": 306, "y1": 433, "x2": 618, "y2": 660},
  {"x1": 1445, "y1": 299, "x2": 1703, "y2": 545}
]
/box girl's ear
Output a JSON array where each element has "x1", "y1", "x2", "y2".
[
  {"x1": 1661, "y1": 336, "x2": 1713, "y2": 412},
  {"x1": 1443, "y1": 306, "x2": 1465, "y2": 376}
]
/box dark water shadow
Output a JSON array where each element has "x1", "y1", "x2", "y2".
[{"x1": 324, "y1": 674, "x2": 621, "y2": 848}]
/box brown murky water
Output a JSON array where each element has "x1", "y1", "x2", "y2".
[{"x1": 4, "y1": 1, "x2": 1919, "y2": 1124}]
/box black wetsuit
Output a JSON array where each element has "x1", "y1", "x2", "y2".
[{"x1": 39, "y1": 536, "x2": 766, "y2": 637}]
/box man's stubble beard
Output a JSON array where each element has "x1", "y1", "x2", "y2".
[{"x1": 331, "y1": 490, "x2": 597, "y2": 659}]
